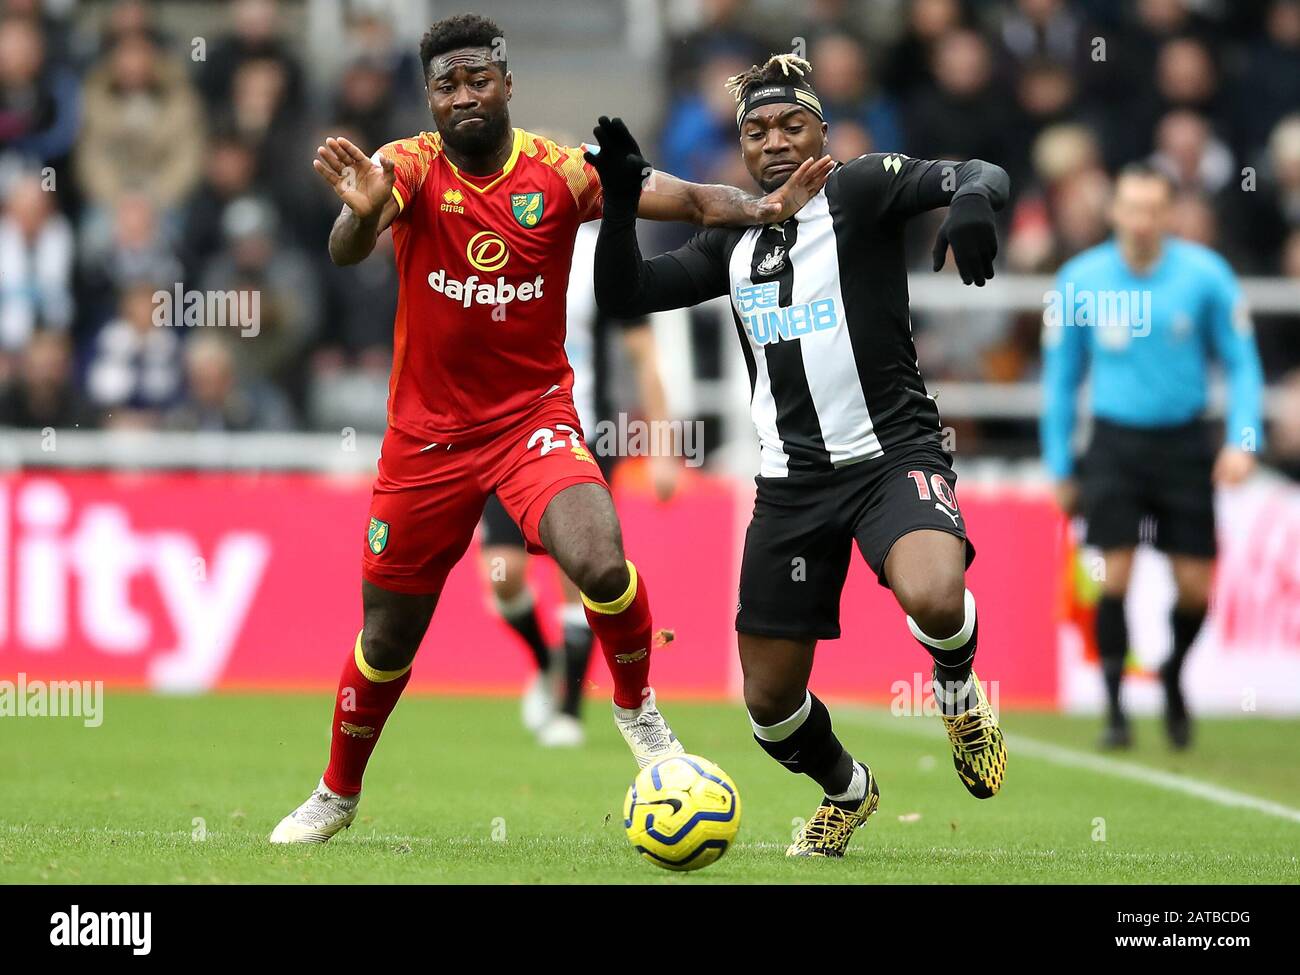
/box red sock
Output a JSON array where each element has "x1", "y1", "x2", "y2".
[
  {"x1": 583, "y1": 561, "x2": 654, "y2": 710},
  {"x1": 323, "y1": 632, "x2": 412, "y2": 796}
]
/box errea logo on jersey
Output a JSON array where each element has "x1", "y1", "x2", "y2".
[{"x1": 441, "y1": 188, "x2": 465, "y2": 214}]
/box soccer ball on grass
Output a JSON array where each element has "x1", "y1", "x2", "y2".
[{"x1": 623, "y1": 754, "x2": 741, "y2": 871}]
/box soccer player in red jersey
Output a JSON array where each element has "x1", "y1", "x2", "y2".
[{"x1": 271, "y1": 14, "x2": 831, "y2": 842}]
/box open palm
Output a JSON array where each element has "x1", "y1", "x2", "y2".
[{"x1": 313, "y1": 136, "x2": 395, "y2": 220}]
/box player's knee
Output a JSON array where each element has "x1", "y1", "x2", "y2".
[
  {"x1": 898, "y1": 573, "x2": 966, "y2": 639},
  {"x1": 743, "y1": 678, "x2": 805, "y2": 727},
  {"x1": 360, "y1": 620, "x2": 423, "y2": 672},
  {"x1": 576, "y1": 555, "x2": 630, "y2": 604}
]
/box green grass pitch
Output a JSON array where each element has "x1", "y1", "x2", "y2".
[{"x1": 4, "y1": 693, "x2": 1298, "y2": 884}]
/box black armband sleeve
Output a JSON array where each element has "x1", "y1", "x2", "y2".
[{"x1": 594, "y1": 212, "x2": 731, "y2": 318}]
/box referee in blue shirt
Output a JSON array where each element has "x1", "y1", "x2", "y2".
[{"x1": 1041, "y1": 163, "x2": 1264, "y2": 750}]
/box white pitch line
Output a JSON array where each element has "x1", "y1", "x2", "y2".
[{"x1": 838, "y1": 709, "x2": 1300, "y2": 826}]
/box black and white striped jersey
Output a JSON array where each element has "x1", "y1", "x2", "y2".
[{"x1": 595, "y1": 152, "x2": 1008, "y2": 477}]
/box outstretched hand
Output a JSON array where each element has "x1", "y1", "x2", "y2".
[
  {"x1": 313, "y1": 136, "x2": 395, "y2": 220},
  {"x1": 756, "y1": 155, "x2": 835, "y2": 223},
  {"x1": 584, "y1": 116, "x2": 653, "y2": 210}
]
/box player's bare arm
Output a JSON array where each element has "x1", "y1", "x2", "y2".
[
  {"x1": 313, "y1": 136, "x2": 401, "y2": 266},
  {"x1": 584, "y1": 115, "x2": 831, "y2": 227}
]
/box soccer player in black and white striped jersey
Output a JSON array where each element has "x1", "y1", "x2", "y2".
[{"x1": 588, "y1": 55, "x2": 1010, "y2": 858}]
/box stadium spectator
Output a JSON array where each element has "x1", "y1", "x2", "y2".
[
  {"x1": 0, "y1": 171, "x2": 74, "y2": 353},
  {"x1": 1168, "y1": 191, "x2": 1218, "y2": 247},
  {"x1": 1150, "y1": 109, "x2": 1234, "y2": 196},
  {"x1": 807, "y1": 31, "x2": 902, "y2": 153},
  {"x1": 74, "y1": 28, "x2": 205, "y2": 216},
  {"x1": 195, "y1": 0, "x2": 303, "y2": 116},
  {"x1": 906, "y1": 30, "x2": 1013, "y2": 164},
  {"x1": 1225, "y1": 113, "x2": 1300, "y2": 273},
  {"x1": 98, "y1": 0, "x2": 169, "y2": 51},
  {"x1": 663, "y1": 0, "x2": 768, "y2": 98},
  {"x1": 883, "y1": 0, "x2": 967, "y2": 100},
  {"x1": 306, "y1": 344, "x2": 390, "y2": 435},
  {"x1": 214, "y1": 55, "x2": 298, "y2": 184},
  {"x1": 197, "y1": 196, "x2": 319, "y2": 399},
  {"x1": 999, "y1": 0, "x2": 1084, "y2": 68},
  {"x1": 337, "y1": 10, "x2": 425, "y2": 111},
  {"x1": 178, "y1": 130, "x2": 259, "y2": 279},
  {"x1": 85, "y1": 280, "x2": 183, "y2": 423},
  {"x1": 331, "y1": 53, "x2": 422, "y2": 155},
  {"x1": 658, "y1": 47, "x2": 754, "y2": 186},
  {"x1": 1267, "y1": 366, "x2": 1300, "y2": 480},
  {"x1": 164, "y1": 333, "x2": 293, "y2": 432},
  {"x1": 1232, "y1": 0, "x2": 1300, "y2": 157},
  {"x1": 78, "y1": 191, "x2": 183, "y2": 336},
  {"x1": 1254, "y1": 228, "x2": 1300, "y2": 380},
  {"x1": 0, "y1": 13, "x2": 80, "y2": 178},
  {"x1": 0, "y1": 329, "x2": 93, "y2": 429}
]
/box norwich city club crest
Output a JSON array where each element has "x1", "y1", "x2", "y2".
[
  {"x1": 367, "y1": 517, "x2": 390, "y2": 555},
  {"x1": 511, "y1": 191, "x2": 544, "y2": 228}
]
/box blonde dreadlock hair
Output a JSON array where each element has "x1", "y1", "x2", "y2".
[
  {"x1": 724, "y1": 53, "x2": 813, "y2": 102},
  {"x1": 725, "y1": 54, "x2": 823, "y2": 128}
]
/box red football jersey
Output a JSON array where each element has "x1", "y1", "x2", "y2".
[{"x1": 374, "y1": 127, "x2": 603, "y2": 442}]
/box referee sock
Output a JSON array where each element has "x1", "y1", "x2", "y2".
[
  {"x1": 495, "y1": 587, "x2": 551, "y2": 673},
  {"x1": 323, "y1": 632, "x2": 412, "y2": 797},
  {"x1": 559, "y1": 602, "x2": 594, "y2": 717},
  {"x1": 909, "y1": 589, "x2": 978, "y2": 716},
  {"x1": 1164, "y1": 605, "x2": 1206, "y2": 680},
  {"x1": 582, "y1": 561, "x2": 654, "y2": 710},
  {"x1": 1096, "y1": 594, "x2": 1128, "y2": 721},
  {"x1": 750, "y1": 692, "x2": 857, "y2": 797}
]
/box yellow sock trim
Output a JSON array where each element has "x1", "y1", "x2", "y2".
[
  {"x1": 580, "y1": 561, "x2": 638, "y2": 615},
  {"x1": 354, "y1": 631, "x2": 412, "y2": 683}
]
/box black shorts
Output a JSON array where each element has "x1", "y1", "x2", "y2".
[
  {"x1": 735, "y1": 445, "x2": 975, "y2": 641},
  {"x1": 479, "y1": 452, "x2": 619, "y2": 550},
  {"x1": 1080, "y1": 418, "x2": 1217, "y2": 558}
]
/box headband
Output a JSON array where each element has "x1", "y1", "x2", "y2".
[{"x1": 736, "y1": 83, "x2": 824, "y2": 129}]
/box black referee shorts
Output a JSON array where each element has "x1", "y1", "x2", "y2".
[
  {"x1": 736, "y1": 444, "x2": 975, "y2": 641},
  {"x1": 1080, "y1": 418, "x2": 1217, "y2": 558}
]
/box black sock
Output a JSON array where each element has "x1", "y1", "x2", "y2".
[
  {"x1": 751, "y1": 693, "x2": 855, "y2": 796},
  {"x1": 1096, "y1": 594, "x2": 1128, "y2": 721},
  {"x1": 560, "y1": 616, "x2": 594, "y2": 717},
  {"x1": 909, "y1": 590, "x2": 977, "y2": 715},
  {"x1": 1165, "y1": 605, "x2": 1206, "y2": 679},
  {"x1": 499, "y1": 590, "x2": 550, "y2": 672}
]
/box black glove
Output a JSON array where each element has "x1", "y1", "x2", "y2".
[
  {"x1": 583, "y1": 116, "x2": 652, "y2": 216},
  {"x1": 932, "y1": 193, "x2": 998, "y2": 286}
]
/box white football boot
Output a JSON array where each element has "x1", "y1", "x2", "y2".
[
  {"x1": 269, "y1": 778, "x2": 359, "y2": 844},
  {"x1": 537, "y1": 712, "x2": 585, "y2": 748},
  {"x1": 520, "y1": 665, "x2": 557, "y2": 734},
  {"x1": 613, "y1": 688, "x2": 685, "y2": 769}
]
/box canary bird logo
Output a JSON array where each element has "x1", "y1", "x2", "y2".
[{"x1": 511, "y1": 192, "x2": 544, "y2": 228}]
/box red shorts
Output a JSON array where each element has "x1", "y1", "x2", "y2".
[{"x1": 362, "y1": 397, "x2": 608, "y2": 595}]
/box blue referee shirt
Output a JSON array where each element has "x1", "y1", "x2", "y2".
[{"x1": 1040, "y1": 236, "x2": 1265, "y2": 479}]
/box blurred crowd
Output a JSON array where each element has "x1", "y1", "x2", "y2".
[
  {"x1": 659, "y1": 0, "x2": 1300, "y2": 467},
  {"x1": 0, "y1": 0, "x2": 1298, "y2": 467}
]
